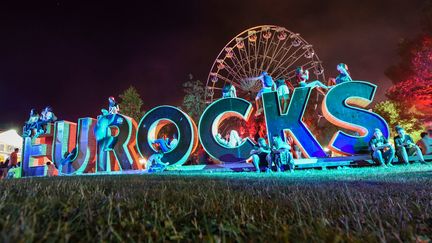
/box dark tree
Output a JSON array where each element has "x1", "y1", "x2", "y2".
[
  {"x1": 181, "y1": 74, "x2": 206, "y2": 122},
  {"x1": 384, "y1": 1, "x2": 432, "y2": 122},
  {"x1": 119, "y1": 86, "x2": 145, "y2": 122}
]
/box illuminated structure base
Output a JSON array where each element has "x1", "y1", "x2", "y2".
[
  {"x1": 173, "y1": 154, "x2": 432, "y2": 172},
  {"x1": 118, "y1": 154, "x2": 432, "y2": 174}
]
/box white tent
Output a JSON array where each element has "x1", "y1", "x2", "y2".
[{"x1": 0, "y1": 130, "x2": 23, "y2": 148}]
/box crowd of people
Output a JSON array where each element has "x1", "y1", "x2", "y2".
[
  {"x1": 212, "y1": 124, "x2": 431, "y2": 173},
  {"x1": 0, "y1": 148, "x2": 20, "y2": 179},
  {"x1": 370, "y1": 125, "x2": 431, "y2": 166}
]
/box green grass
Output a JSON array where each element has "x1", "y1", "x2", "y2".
[{"x1": 1, "y1": 164, "x2": 432, "y2": 242}]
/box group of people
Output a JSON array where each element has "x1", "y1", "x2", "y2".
[
  {"x1": 215, "y1": 129, "x2": 296, "y2": 172},
  {"x1": 221, "y1": 63, "x2": 352, "y2": 115},
  {"x1": 0, "y1": 148, "x2": 20, "y2": 179},
  {"x1": 146, "y1": 134, "x2": 179, "y2": 172},
  {"x1": 248, "y1": 135, "x2": 295, "y2": 173},
  {"x1": 217, "y1": 123, "x2": 430, "y2": 173},
  {"x1": 23, "y1": 107, "x2": 57, "y2": 138},
  {"x1": 369, "y1": 125, "x2": 431, "y2": 166}
]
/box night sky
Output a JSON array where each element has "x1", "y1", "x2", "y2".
[{"x1": 0, "y1": 0, "x2": 424, "y2": 129}]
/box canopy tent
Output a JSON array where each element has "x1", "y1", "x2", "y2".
[{"x1": 0, "y1": 130, "x2": 23, "y2": 148}]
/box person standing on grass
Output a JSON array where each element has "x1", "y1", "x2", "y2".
[
  {"x1": 9, "y1": 148, "x2": 19, "y2": 168},
  {"x1": 0, "y1": 159, "x2": 8, "y2": 179},
  {"x1": 394, "y1": 125, "x2": 426, "y2": 164},
  {"x1": 369, "y1": 128, "x2": 395, "y2": 167},
  {"x1": 46, "y1": 162, "x2": 57, "y2": 176}
]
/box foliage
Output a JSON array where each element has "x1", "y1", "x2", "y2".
[
  {"x1": 386, "y1": 36, "x2": 432, "y2": 119},
  {"x1": 181, "y1": 74, "x2": 206, "y2": 122},
  {"x1": 386, "y1": 77, "x2": 432, "y2": 119},
  {"x1": 374, "y1": 100, "x2": 423, "y2": 141},
  {"x1": 0, "y1": 165, "x2": 432, "y2": 241},
  {"x1": 119, "y1": 86, "x2": 145, "y2": 122},
  {"x1": 385, "y1": 2, "x2": 432, "y2": 121}
]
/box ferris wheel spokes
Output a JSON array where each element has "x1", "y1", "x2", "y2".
[
  {"x1": 276, "y1": 49, "x2": 314, "y2": 77},
  {"x1": 206, "y1": 25, "x2": 326, "y2": 103}
]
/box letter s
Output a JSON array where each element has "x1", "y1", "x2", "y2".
[{"x1": 322, "y1": 81, "x2": 389, "y2": 155}]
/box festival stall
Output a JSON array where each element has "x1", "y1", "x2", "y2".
[{"x1": 0, "y1": 130, "x2": 22, "y2": 162}]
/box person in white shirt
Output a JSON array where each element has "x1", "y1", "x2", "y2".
[
  {"x1": 276, "y1": 79, "x2": 290, "y2": 113},
  {"x1": 108, "y1": 96, "x2": 120, "y2": 114},
  {"x1": 216, "y1": 130, "x2": 244, "y2": 148}
]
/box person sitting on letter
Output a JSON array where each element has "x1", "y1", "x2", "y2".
[
  {"x1": 222, "y1": 83, "x2": 237, "y2": 98},
  {"x1": 335, "y1": 63, "x2": 353, "y2": 84},
  {"x1": 295, "y1": 67, "x2": 329, "y2": 90}
]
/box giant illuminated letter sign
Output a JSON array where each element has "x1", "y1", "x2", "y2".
[
  {"x1": 22, "y1": 124, "x2": 54, "y2": 177},
  {"x1": 95, "y1": 114, "x2": 141, "y2": 172},
  {"x1": 322, "y1": 81, "x2": 389, "y2": 154},
  {"x1": 52, "y1": 118, "x2": 97, "y2": 174},
  {"x1": 136, "y1": 106, "x2": 198, "y2": 166},
  {"x1": 19, "y1": 80, "x2": 393, "y2": 178},
  {"x1": 262, "y1": 89, "x2": 326, "y2": 158},
  {"x1": 198, "y1": 98, "x2": 255, "y2": 162}
]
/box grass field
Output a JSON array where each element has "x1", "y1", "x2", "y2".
[{"x1": 0, "y1": 164, "x2": 431, "y2": 242}]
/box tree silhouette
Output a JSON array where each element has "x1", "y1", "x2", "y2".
[
  {"x1": 181, "y1": 74, "x2": 206, "y2": 122},
  {"x1": 384, "y1": 1, "x2": 432, "y2": 123},
  {"x1": 119, "y1": 86, "x2": 145, "y2": 122}
]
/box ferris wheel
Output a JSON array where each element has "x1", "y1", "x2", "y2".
[{"x1": 205, "y1": 25, "x2": 326, "y2": 104}]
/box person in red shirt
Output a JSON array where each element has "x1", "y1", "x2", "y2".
[{"x1": 9, "y1": 148, "x2": 19, "y2": 168}]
